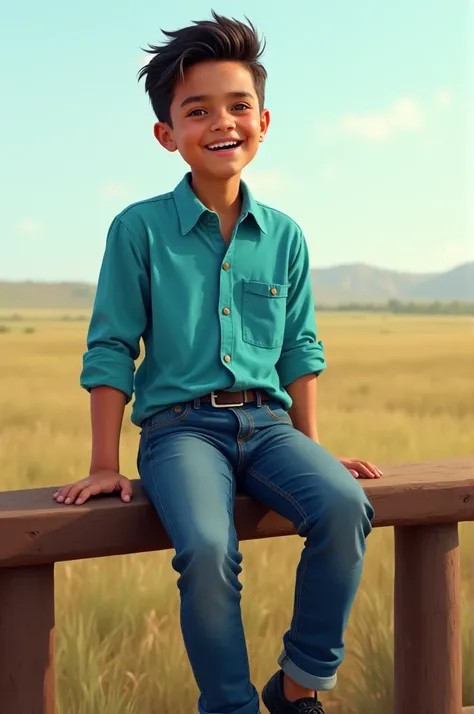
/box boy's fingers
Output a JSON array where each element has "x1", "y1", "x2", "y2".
[
  {"x1": 64, "y1": 482, "x2": 90, "y2": 504},
  {"x1": 55, "y1": 476, "x2": 132, "y2": 505},
  {"x1": 364, "y1": 461, "x2": 383, "y2": 478},
  {"x1": 74, "y1": 487, "x2": 94, "y2": 505},
  {"x1": 339, "y1": 457, "x2": 383, "y2": 480},
  {"x1": 119, "y1": 478, "x2": 132, "y2": 502},
  {"x1": 354, "y1": 462, "x2": 377, "y2": 479},
  {"x1": 75, "y1": 480, "x2": 107, "y2": 504},
  {"x1": 54, "y1": 485, "x2": 72, "y2": 502}
]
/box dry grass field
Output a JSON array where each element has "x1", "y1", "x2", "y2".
[{"x1": 0, "y1": 311, "x2": 472, "y2": 713}]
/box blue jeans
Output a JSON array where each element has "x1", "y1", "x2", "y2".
[{"x1": 138, "y1": 399, "x2": 374, "y2": 714}]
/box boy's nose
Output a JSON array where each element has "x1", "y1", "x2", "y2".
[{"x1": 210, "y1": 112, "x2": 236, "y2": 132}]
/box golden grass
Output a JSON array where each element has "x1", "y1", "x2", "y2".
[{"x1": 0, "y1": 312, "x2": 473, "y2": 713}]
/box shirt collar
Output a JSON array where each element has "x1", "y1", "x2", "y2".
[{"x1": 173, "y1": 172, "x2": 267, "y2": 236}]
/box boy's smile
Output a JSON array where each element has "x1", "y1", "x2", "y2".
[
  {"x1": 154, "y1": 60, "x2": 270, "y2": 180},
  {"x1": 205, "y1": 138, "x2": 244, "y2": 155}
]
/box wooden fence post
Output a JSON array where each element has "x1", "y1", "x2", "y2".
[
  {"x1": 394, "y1": 523, "x2": 462, "y2": 714},
  {"x1": 0, "y1": 564, "x2": 55, "y2": 714}
]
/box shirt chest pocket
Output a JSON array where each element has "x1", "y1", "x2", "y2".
[{"x1": 242, "y1": 281, "x2": 290, "y2": 349}]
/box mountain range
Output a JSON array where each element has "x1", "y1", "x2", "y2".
[
  {"x1": 309, "y1": 262, "x2": 473, "y2": 304},
  {"x1": 0, "y1": 262, "x2": 472, "y2": 310}
]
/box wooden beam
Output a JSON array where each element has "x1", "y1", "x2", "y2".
[
  {"x1": 394, "y1": 524, "x2": 462, "y2": 714},
  {"x1": 0, "y1": 458, "x2": 473, "y2": 568},
  {"x1": 0, "y1": 564, "x2": 55, "y2": 714}
]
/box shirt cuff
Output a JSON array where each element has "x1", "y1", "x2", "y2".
[
  {"x1": 276, "y1": 340, "x2": 326, "y2": 387},
  {"x1": 80, "y1": 348, "x2": 135, "y2": 402}
]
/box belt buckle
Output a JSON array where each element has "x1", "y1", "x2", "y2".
[{"x1": 210, "y1": 390, "x2": 246, "y2": 408}]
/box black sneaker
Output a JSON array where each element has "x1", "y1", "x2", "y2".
[{"x1": 262, "y1": 671, "x2": 325, "y2": 714}]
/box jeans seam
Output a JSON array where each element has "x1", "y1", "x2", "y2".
[
  {"x1": 246, "y1": 465, "x2": 309, "y2": 640},
  {"x1": 246, "y1": 467, "x2": 308, "y2": 522},
  {"x1": 236, "y1": 439, "x2": 245, "y2": 473},
  {"x1": 231, "y1": 408, "x2": 247, "y2": 472},
  {"x1": 145, "y1": 433, "x2": 177, "y2": 544},
  {"x1": 230, "y1": 407, "x2": 245, "y2": 439},
  {"x1": 246, "y1": 411, "x2": 255, "y2": 440},
  {"x1": 290, "y1": 546, "x2": 312, "y2": 642}
]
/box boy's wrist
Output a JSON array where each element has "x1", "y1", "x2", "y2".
[{"x1": 89, "y1": 460, "x2": 120, "y2": 474}]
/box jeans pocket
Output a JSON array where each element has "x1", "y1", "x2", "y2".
[
  {"x1": 242, "y1": 281, "x2": 289, "y2": 349},
  {"x1": 146, "y1": 403, "x2": 191, "y2": 433},
  {"x1": 263, "y1": 403, "x2": 293, "y2": 423}
]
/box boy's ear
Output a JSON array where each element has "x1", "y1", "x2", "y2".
[
  {"x1": 259, "y1": 109, "x2": 271, "y2": 143},
  {"x1": 154, "y1": 122, "x2": 177, "y2": 152}
]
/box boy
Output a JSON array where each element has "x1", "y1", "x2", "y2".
[{"x1": 54, "y1": 12, "x2": 381, "y2": 714}]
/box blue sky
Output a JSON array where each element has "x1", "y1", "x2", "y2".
[{"x1": 1, "y1": 0, "x2": 470, "y2": 281}]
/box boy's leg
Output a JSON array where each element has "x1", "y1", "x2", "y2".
[
  {"x1": 138, "y1": 410, "x2": 259, "y2": 714},
  {"x1": 241, "y1": 403, "x2": 374, "y2": 693}
]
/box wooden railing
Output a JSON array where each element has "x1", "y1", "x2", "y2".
[{"x1": 1, "y1": 457, "x2": 473, "y2": 714}]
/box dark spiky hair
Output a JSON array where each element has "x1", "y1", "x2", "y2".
[{"x1": 138, "y1": 10, "x2": 267, "y2": 125}]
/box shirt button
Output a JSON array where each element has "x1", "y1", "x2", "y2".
[
  {"x1": 222, "y1": 307, "x2": 230, "y2": 315},
  {"x1": 222, "y1": 262, "x2": 230, "y2": 270},
  {"x1": 270, "y1": 287, "x2": 278, "y2": 295},
  {"x1": 224, "y1": 354, "x2": 231, "y2": 363}
]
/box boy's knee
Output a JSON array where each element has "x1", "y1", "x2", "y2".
[
  {"x1": 172, "y1": 534, "x2": 242, "y2": 630},
  {"x1": 338, "y1": 477, "x2": 373, "y2": 523},
  {"x1": 304, "y1": 480, "x2": 373, "y2": 570},
  {"x1": 174, "y1": 532, "x2": 242, "y2": 584},
  {"x1": 307, "y1": 476, "x2": 373, "y2": 538}
]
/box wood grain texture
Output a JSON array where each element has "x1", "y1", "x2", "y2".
[
  {"x1": 394, "y1": 524, "x2": 462, "y2": 714},
  {"x1": 0, "y1": 565, "x2": 55, "y2": 714},
  {"x1": 0, "y1": 458, "x2": 473, "y2": 567}
]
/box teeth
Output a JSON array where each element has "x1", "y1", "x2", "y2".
[{"x1": 208, "y1": 141, "x2": 239, "y2": 150}]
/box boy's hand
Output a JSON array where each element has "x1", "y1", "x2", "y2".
[
  {"x1": 53, "y1": 470, "x2": 133, "y2": 506},
  {"x1": 338, "y1": 458, "x2": 383, "y2": 480}
]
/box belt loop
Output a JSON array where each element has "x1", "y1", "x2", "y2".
[
  {"x1": 256, "y1": 390, "x2": 262, "y2": 408},
  {"x1": 193, "y1": 398, "x2": 201, "y2": 410}
]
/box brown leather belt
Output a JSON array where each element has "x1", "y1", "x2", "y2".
[{"x1": 200, "y1": 389, "x2": 272, "y2": 408}]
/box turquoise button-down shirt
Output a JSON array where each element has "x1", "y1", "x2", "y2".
[{"x1": 80, "y1": 173, "x2": 326, "y2": 426}]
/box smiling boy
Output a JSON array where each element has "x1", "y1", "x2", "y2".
[{"x1": 54, "y1": 12, "x2": 380, "y2": 714}]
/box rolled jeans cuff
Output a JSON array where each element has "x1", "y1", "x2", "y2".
[{"x1": 278, "y1": 650, "x2": 337, "y2": 691}]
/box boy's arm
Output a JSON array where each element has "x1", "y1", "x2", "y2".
[
  {"x1": 89, "y1": 385, "x2": 127, "y2": 473},
  {"x1": 286, "y1": 373, "x2": 319, "y2": 443},
  {"x1": 55, "y1": 386, "x2": 130, "y2": 505},
  {"x1": 80, "y1": 216, "x2": 150, "y2": 401},
  {"x1": 286, "y1": 371, "x2": 381, "y2": 478},
  {"x1": 276, "y1": 230, "x2": 322, "y2": 442},
  {"x1": 276, "y1": 228, "x2": 326, "y2": 405},
  {"x1": 54, "y1": 217, "x2": 150, "y2": 505},
  {"x1": 277, "y1": 230, "x2": 382, "y2": 479}
]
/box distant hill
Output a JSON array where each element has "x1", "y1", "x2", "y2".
[
  {"x1": 309, "y1": 262, "x2": 474, "y2": 304},
  {"x1": 0, "y1": 262, "x2": 472, "y2": 310},
  {"x1": 0, "y1": 282, "x2": 95, "y2": 310}
]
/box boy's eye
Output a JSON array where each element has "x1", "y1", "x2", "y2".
[{"x1": 186, "y1": 103, "x2": 250, "y2": 118}]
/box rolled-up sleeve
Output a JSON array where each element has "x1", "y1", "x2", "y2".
[
  {"x1": 80, "y1": 217, "x2": 149, "y2": 402},
  {"x1": 276, "y1": 230, "x2": 326, "y2": 386}
]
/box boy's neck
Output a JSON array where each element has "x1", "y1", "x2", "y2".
[{"x1": 190, "y1": 172, "x2": 242, "y2": 218}]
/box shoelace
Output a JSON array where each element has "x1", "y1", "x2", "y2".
[{"x1": 296, "y1": 700, "x2": 325, "y2": 714}]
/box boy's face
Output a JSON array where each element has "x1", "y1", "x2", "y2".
[{"x1": 154, "y1": 60, "x2": 270, "y2": 180}]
